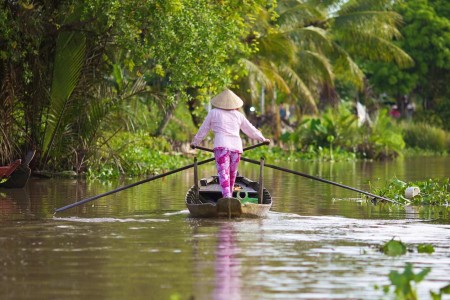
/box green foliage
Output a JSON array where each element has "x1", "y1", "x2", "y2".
[
  {"x1": 430, "y1": 284, "x2": 450, "y2": 300},
  {"x1": 401, "y1": 122, "x2": 450, "y2": 153},
  {"x1": 164, "y1": 103, "x2": 199, "y2": 142},
  {"x1": 357, "y1": 109, "x2": 405, "y2": 160},
  {"x1": 417, "y1": 244, "x2": 435, "y2": 254},
  {"x1": 0, "y1": 0, "x2": 446, "y2": 174},
  {"x1": 367, "y1": 0, "x2": 450, "y2": 115},
  {"x1": 279, "y1": 104, "x2": 408, "y2": 160},
  {"x1": 378, "y1": 263, "x2": 450, "y2": 300},
  {"x1": 366, "y1": 61, "x2": 418, "y2": 97},
  {"x1": 79, "y1": 0, "x2": 256, "y2": 92},
  {"x1": 300, "y1": 104, "x2": 359, "y2": 150},
  {"x1": 244, "y1": 145, "x2": 293, "y2": 162},
  {"x1": 383, "y1": 263, "x2": 431, "y2": 300},
  {"x1": 408, "y1": 110, "x2": 445, "y2": 133},
  {"x1": 369, "y1": 177, "x2": 450, "y2": 206},
  {"x1": 235, "y1": 0, "x2": 411, "y2": 117},
  {"x1": 88, "y1": 131, "x2": 190, "y2": 179},
  {"x1": 380, "y1": 238, "x2": 407, "y2": 256},
  {"x1": 1, "y1": 0, "x2": 269, "y2": 172},
  {"x1": 42, "y1": 30, "x2": 86, "y2": 163},
  {"x1": 434, "y1": 97, "x2": 450, "y2": 131},
  {"x1": 280, "y1": 103, "x2": 358, "y2": 153}
]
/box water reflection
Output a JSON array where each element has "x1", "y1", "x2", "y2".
[
  {"x1": 0, "y1": 188, "x2": 31, "y2": 221},
  {"x1": 214, "y1": 222, "x2": 241, "y2": 300}
]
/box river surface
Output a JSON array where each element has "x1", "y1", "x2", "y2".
[{"x1": 1, "y1": 156, "x2": 449, "y2": 299}]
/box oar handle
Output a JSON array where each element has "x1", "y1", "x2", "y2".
[{"x1": 192, "y1": 141, "x2": 269, "y2": 153}]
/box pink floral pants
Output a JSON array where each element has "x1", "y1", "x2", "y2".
[{"x1": 214, "y1": 148, "x2": 241, "y2": 198}]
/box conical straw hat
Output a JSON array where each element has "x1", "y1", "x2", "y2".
[{"x1": 210, "y1": 89, "x2": 244, "y2": 110}]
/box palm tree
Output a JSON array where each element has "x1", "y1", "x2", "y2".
[
  {"x1": 233, "y1": 5, "x2": 320, "y2": 141},
  {"x1": 235, "y1": 4, "x2": 319, "y2": 115},
  {"x1": 237, "y1": 0, "x2": 413, "y2": 119}
]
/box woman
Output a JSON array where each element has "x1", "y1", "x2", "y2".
[{"x1": 191, "y1": 89, "x2": 269, "y2": 198}]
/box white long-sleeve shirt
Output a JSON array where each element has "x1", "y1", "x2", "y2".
[{"x1": 192, "y1": 108, "x2": 266, "y2": 153}]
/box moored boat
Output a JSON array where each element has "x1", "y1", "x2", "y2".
[
  {"x1": 0, "y1": 150, "x2": 35, "y2": 189},
  {"x1": 0, "y1": 160, "x2": 22, "y2": 179},
  {"x1": 185, "y1": 175, "x2": 272, "y2": 218}
]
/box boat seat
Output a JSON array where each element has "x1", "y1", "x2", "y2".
[{"x1": 0, "y1": 159, "x2": 22, "y2": 178}]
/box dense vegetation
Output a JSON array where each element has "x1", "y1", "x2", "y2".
[{"x1": 1, "y1": 0, "x2": 449, "y2": 178}]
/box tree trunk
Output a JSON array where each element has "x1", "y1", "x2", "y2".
[
  {"x1": 272, "y1": 89, "x2": 281, "y2": 144},
  {"x1": 186, "y1": 88, "x2": 203, "y2": 128},
  {"x1": 319, "y1": 82, "x2": 339, "y2": 110},
  {"x1": 155, "y1": 96, "x2": 178, "y2": 136}
]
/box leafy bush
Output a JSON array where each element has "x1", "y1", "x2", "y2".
[
  {"x1": 401, "y1": 122, "x2": 449, "y2": 153},
  {"x1": 299, "y1": 104, "x2": 359, "y2": 150},
  {"x1": 280, "y1": 104, "x2": 408, "y2": 160},
  {"x1": 280, "y1": 103, "x2": 360, "y2": 160},
  {"x1": 414, "y1": 108, "x2": 444, "y2": 129},
  {"x1": 356, "y1": 109, "x2": 405, "y2": 160},
  {"x1": 164, "y1": 103, "x2": 199, "y2": 142},
  {"x1": 88, "y1": 131, "x2": 192, "y2": 179}
]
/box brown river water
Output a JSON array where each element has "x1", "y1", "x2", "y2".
[{"x1": 1, "y1": 156, "x2": 449, "y2": 299}]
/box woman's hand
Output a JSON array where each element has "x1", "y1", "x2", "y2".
[{"x1": 263, "y1": 139, "x2": 270, "y2": 144}]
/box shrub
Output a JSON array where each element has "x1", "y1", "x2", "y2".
[
  {"x1": 299, "y1": 104, "x2": 359, "y2": 150},
  {"x1": 88, "y1": 131, "x2": 190, "y2": 178},
  {"x1": 356, "y1": 109, "x2": 405, "y2": 160},
  {"x1": 401, "y1": 122, "x2": 449, "y2": 153}
]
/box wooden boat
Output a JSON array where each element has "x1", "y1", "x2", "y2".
[
  {"x1": 0, "y1": 150, "x2": 35, "y2": 189},
  {"x1": 185, "y1": 155, "x2": 272, "y2": 218},
  {"x1": 0, "y1": 160, "x2": 22, "y2": 179},
  {"x1": 185, "y1": 175, "x2": 272, "y2": 218}
]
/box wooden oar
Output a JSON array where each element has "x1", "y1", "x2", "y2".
[
  {"x1": 55, "y1": 157, "x2": 216, "y2": 213},
  {"x1": 240, "y1": 157, "x2": 401, "y2": 205},
  {"x1": 193, "y1": 145, "x2": 400, "y2": 205}
]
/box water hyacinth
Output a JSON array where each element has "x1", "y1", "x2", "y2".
[{"x1": 368, "y1": 178, "x2": 450, "y2": 206}]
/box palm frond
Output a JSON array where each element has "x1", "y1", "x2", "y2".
[
  {"x1": 278, "y1": 64, "x2": 318, "y2": 114},
  {"x1": 42, "y1": 31, "x2": 86, "y2": 160},
  {"x1": 259, "y1": 32, "x2": 297, "y2": 64},
  {"x1": 298, "y1": 50, "x2": 334, "y2": 85},
  {"x1": 277, "y1": 1, "x2": 327, "y2": 29},
  {"x1": 260, "y1": 62, "x2": 291, "y2": 94},
  {"x1": 285, "y1": 26, "x2": 333, "y2": 54},
  {"x1": 333, "y1": 11, "x2": 403, "y2": 40},
  {"x1": 241, "y1": 59, "x2": 273, "y2": 90},
  {"x1": 332, "y1": 45, "x2": 365, "y2": 89},
  {"x1": 339, "y1": 0, "x2": 394, "y2": 14},
  {"x1": 338, "y1": 31, "x2": 413, "y2": 67}
]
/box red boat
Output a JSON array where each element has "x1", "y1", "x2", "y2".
[
  {"x1": 0, "y1": 151, "x2": 35, "y2": 189},
  {"x1": 0, "y1": 159, "x2": 22, "y2": 179}
]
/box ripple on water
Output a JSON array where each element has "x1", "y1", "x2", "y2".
[{"x1": 53, "y1": 216, "x2": 169, "y2": 223}]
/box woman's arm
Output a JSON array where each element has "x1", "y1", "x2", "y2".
[
  {"x1": 191, "y1": 110, "x2": 213, "y2": 146},
  {"x1": 240, "y1": 114, "x2": 266, "y2": 142}
]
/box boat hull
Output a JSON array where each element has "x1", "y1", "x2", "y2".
[
  {"x1": 185, "y1": 176, "x2": 272, "y2": 218},
  {"x1": 0, "y1": 151, "x2": 34, "y2": 189}
]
